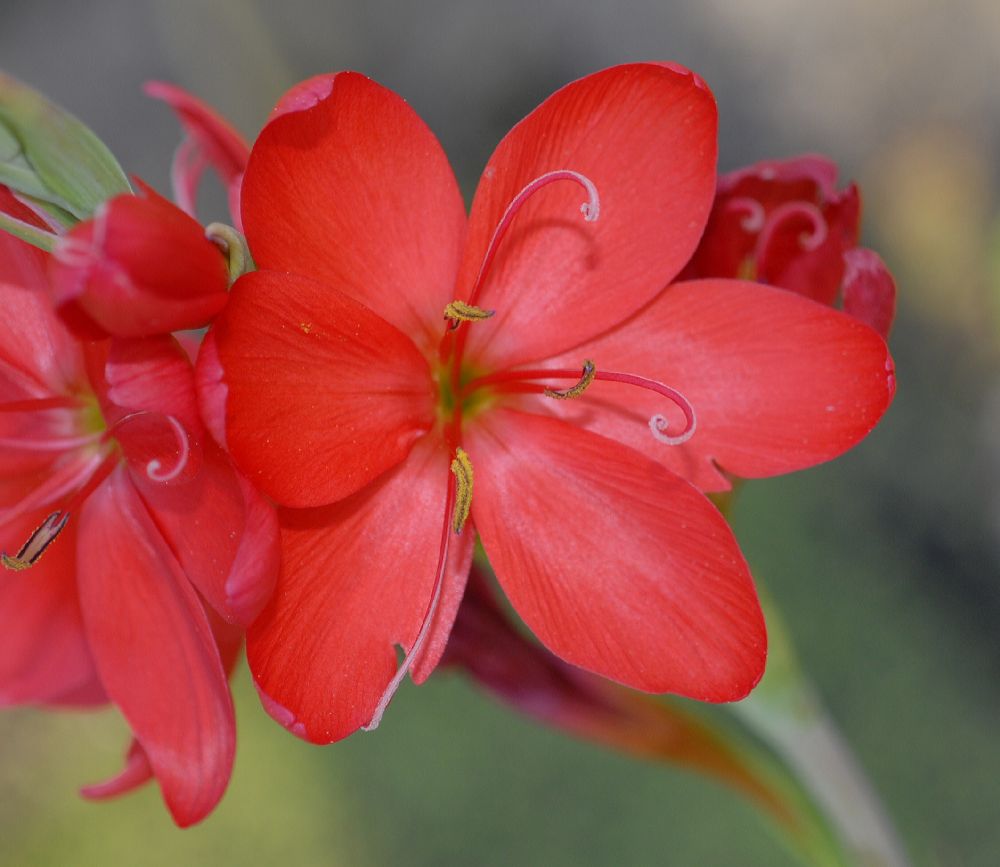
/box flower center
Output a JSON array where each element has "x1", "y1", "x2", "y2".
[
  {"x1": 0, "y1": 394, "x2": 193, "y2": 571},
  {"x1": 437, "y1": 166, "x2": 696, "y2": 452}
]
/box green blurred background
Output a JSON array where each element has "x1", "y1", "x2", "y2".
[{"x1": 2, "y1": 0, "x2": 999, "y2": 864}]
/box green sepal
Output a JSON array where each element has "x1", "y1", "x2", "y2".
[
  {"x1": 0, "y1": 73, "x2": 131, "y2": 221},
  {"x1": 0, "y1": 207, "x2": 56, "y2": 252}
]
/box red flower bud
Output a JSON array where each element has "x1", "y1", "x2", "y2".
[
  {"x1": 681, "y1": 155, "x2": 897, "y2": 337},
  {"x1": 50, "y1": 185, "x2": 230, "y2": 338}
]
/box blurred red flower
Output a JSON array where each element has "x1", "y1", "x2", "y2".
[
  {"x1": 145, "y1": 80, "x2": 251, "y2": 229},
  {"x1": 210, "y1": 64, "x2": 894, "y2": 744},
  {"x1": 681, "y1": 155, "x2": 896, "y2": 337},
  {"x1": 0, "y1": 187, "x2": 278, "y2": 826}
]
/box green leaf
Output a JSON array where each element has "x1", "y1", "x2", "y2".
[{"x1": 0, "y1": 73, "x2": 131, "y2": 219}]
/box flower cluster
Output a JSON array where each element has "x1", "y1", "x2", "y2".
[{"x1": 0, "y1": 63, "x2": 895, "y2": 825}]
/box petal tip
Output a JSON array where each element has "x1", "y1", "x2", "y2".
[
  {"x1": 652, "y1": 61, "x2": 710, "y2": 93},
  {"x1": 885, "y1": 351, "x2": 897, "y2": 401},
  {"x1": 270, "y1": 73, "x2": 340, "y2": 121},
  {"x1": 253, "y1": 678, "x2": 310, "y2": 740}
]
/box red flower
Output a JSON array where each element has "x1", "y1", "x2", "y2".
[
  {"x1": 0, "y1": 187, "x2": 278, "y2": 825},
  {"x1": 681, "y1": 155, "x2": 897, "y2": 337},
  {"x1": 144, "y1": 81, "x2": 251, "y2": 230},
  {"x1": 49, "y1": 183, "x2": 231, "y2": 338},
  {"x1": 210, "y1": 65, "x2": 894, "y2": 743}
]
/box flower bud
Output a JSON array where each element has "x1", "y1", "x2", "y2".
[
  {"x1": 682, "y1": 155, "x2": 896, "y2": 337},
  {"x1": 50, "y1": 185, "x2": 231, "y2": 338}
]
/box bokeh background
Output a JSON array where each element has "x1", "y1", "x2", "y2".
[{"x1": 2, "y1": 0, "x2": 999, "y2": 864}]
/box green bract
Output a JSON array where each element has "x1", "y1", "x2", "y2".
[{"x1": 0, "y1": 72, "x2": 131, "y2": 222}]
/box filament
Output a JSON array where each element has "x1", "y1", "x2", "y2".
[
  {"x1": 756, "y1": 201, "x2": 829, "y2": 255},
  {"x1": 106, "y1": 411, "x2": 192, "y2": 482},
  {"x1": 466, "y1": 365, "x2": 696, "y2": 446},
  {"x1": 723, "y1": 196, "x2": 766, "y2": 233},
  {"x1": 465, "y1": 169, "x2": 601, "y2": 311}
]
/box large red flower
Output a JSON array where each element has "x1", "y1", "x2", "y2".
[
  {"x1": 0, "y1": 187, "x2": 278, "y2": 825},
  {"x1": 210, "y1": 64, "x2": 895, "y2": 744}
]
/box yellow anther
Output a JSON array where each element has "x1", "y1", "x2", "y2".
[
  {"x1": 2, "y1": 511, "x2": 69, "y2": 571},
  {"x1": 444, "y1": 300, "x2": 495, "y2": 328},
  {"x1": 545, "y1": 360, "x2": 596, "y2": 400},
  {"x1": 450, "y1": 447, "x2": 474, "y2": 535}
]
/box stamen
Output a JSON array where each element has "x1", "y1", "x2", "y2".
[
  {"x1": 2, "y1": 511, "x2": 69, "y2": 571},
  {"x1": 363, "y1": 464, "x2": 457, "y2": 732},
  {"x1": 723, "y1": 197, "x2": 766, "y2": 233},
  {"x1": 449, "y1": 447, "x2": 474, "y2": 535},
  {"x1": 648, "y1": 412, "x2": 697, "y2": 446},
  {"x1": 443, "y1": 300, "x2": 495, "y2": 328},
  {"x1": 466, "y1": 365, "x2": 697, "y2": 446},
  {"x1": 107, "y1": 412, "x2": 192, "y2": 482},
  {"x1": 465, "y1": 169, "x2": 601, "y2": 310},
  {"x1": 758, "y1": 201, "x2": 828, "y2": 254},
  {"x1": 544, "y1": 359, "x2": 595, "y2": 400},
  {"x1": 594, "y1": 370, "x2": 697, "y2": 446},
  {"x1": 145, "y1": 415, "x2": 190, "y2": 481}
]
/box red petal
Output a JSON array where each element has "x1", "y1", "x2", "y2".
[
  {"x1": 103, "y1": 337, "x2": 278, "y2": 624},
  {"x1": 101, "y1": 336, "x2": 205, "y2": 488},
  {"x1": 241, "y1": 71, "x2": 466, "y2": 353},
  {"x1": 214, "y1": 270, "x2": 435, "y2": 507},
  {"x1": 442, "y1": 566, "x2": 617, "y2": 717},
  {"x1": 0, "y1": 187, "x2": 51, "y2": 289},
  {"x1": 222, "y1": 472, "x2": 281, "y2": 624},
  {"x1": 717, "y1": 155, "x2": 840, "y2": 204},
  {"x1": 410, "y1": 525, "x2": 474, "y2": 683},
  {"x1": 466, "y1": 409, "x2": 765, "y2": 700},
  {"x1": 50, "y1": 191, "x2": 229, "y2": 338},
  {"x1": 459, "y1": 63, "x2": 717, "y2": 369},
  {"x1": 0, "y1": 280, "x2": 85, "y2": 396},
  {"x1": 842, "y1": 248, "x2": 897, "y2": 339},
  {"x1": 137, "y1": 439, "x2": 278, "y2": 625},
  {"x1": 756, "y1": 185, "x2": 860, "y2": 306},
  {"x1": 536, "y1": 279, "x2": 895, "y2": 492},
  {"x1": 103, "y1": 335, "x2": 201, "y2": 430},
  {"x1": 194, "y1": 329, "x2": 228, "y2": 448},
  {"x1": 144, "y1": 82, "x2": 249, "y2": 179},
  {"x1": 0, "y1": 510, "x2": 95, "y2": 705},
  {"x1": 81, "y1": 740, "x2": 153, "y2": 801},
  {"x1": 77, "y1": 467, "x2": 235, "y2": 827},
  {"x1": 45, "y1": 672, "x2": 107, "y2": 707},
  {"x1": 247, "y1": 435, "x2": 462, "y2": 743}
]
